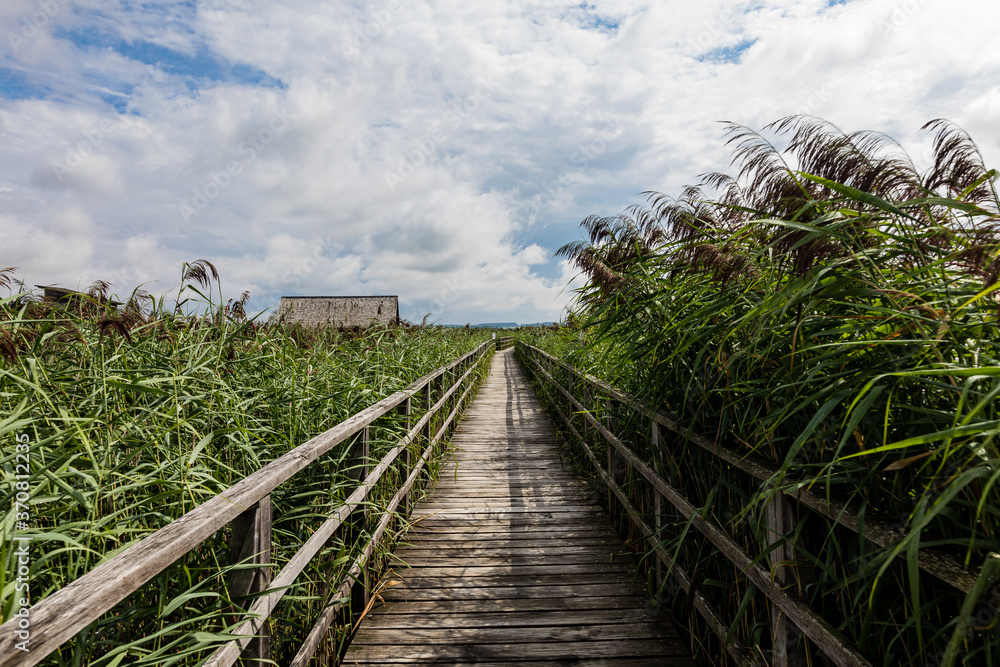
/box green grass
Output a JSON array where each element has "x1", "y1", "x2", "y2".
[
  {"x1": 550, "y1": 117, "x2": 1000, "y2": 665},
  {"x1": 0, "y1": 266, "x2": 494, "y2": 665}
]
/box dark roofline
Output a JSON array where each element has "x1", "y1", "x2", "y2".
[
  {"x1": 36, "y1": 285, "x2": 79, "y2": 295},
  {"x1": 280, "y1": 295, "x2": 399, "y2": 299},
  {"x1": 36, "y1": 285, "x2": 122, "y2": 306}
]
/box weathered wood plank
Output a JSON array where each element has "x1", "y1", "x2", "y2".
[
  {"x1": 363, "y1": 609, "x2": 661, "y2": 628},
  {"x1": 368, "y1": 596, "x2": 665, "y2": 614},
  {"x1": 346, "y1": 348, "x2": 691, "y2": 665},
  {"x1": 380, "y1": 563, "x2": 633, "y2": 577},
  {"x1": 344, "y1": 661, "x2": 696, "y2": 667},
  {"x1": 343, "y1": 639, "x2": 690, "y2": 661},
  {"x1": 351, "y1": 623, "x2": 684, "y2": 644}
]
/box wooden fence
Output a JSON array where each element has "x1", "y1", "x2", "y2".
[
  {"x1": 516, "y1": 342, "x2": 986, "y2": 667},
  {"x1": 0, "y1": 340, "x2": 498, "y2": 667}
]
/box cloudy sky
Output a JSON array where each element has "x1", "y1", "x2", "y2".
[{"x1": 1, "y1": 0, "x2": 997, "y2": 324}]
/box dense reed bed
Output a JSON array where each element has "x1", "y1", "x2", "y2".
[
  {"x1": 0, "y1": 263, "x2": 493, "y2": 664},
  {"x1": 551, "y1": 117, "x2": 1000, "y2": 665}
]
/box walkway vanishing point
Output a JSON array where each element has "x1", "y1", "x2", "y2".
[{"x1": 345, "y1": 348, "x2": 695, "y2": 666}]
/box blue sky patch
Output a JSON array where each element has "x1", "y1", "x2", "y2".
[
  {"x1": 571, "y1": 3, "x2": 621, "y2": 33},
  {"x1": 54, "y1": 27, "x2": 284, "y2": 90},
  {"x1": 0, "y1": 67, "x2": 51, "y2": 100},
  {"x1": 697, "y1": 38, "x2": 758, "y2": 64}
]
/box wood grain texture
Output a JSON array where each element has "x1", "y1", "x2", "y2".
[{"x1": 345, "y1": 348, "x2": 692, "y2": 666}]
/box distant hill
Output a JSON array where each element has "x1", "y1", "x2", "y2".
[
  {"x1": 473, "y1": 322, "x2": 519, "y2": 329},
  {"x1": 441, "y1": 321, "x2": 556, "y2": 329}
]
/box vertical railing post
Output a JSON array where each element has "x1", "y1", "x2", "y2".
[
  {"x1": 448, "y1": 366, "x2": 456, "y2": 425},
  {"x1": 766, "y1": 492, "x2": 807, "y2": 667},
  {"x1": 229, "y1": 495, "x2": 273, "y2": 666},
  {"x1": 398, "y1": 398, "x2": 412, "y2": 516},
  {"x1": 348, "y1": 426, "x2": 371, "y2": 627},
  {"x1": 422, "y1": 380, "x2": 434, "y2": 487},
  {"x1": 605, "y1": 397, "x2": 626, "y2": 527},
  {"x1": 651, "y1": 419, "x2": 665, "y2": 598},
  {"x1": 605, "y1": 396, "x2": 616, "y2": 518}
]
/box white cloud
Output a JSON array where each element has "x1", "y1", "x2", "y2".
[{"x1": 1, "y1": 0, "x2": 998, "y2": 323}]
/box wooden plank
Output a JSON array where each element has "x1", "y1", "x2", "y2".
[
  {"x1": 393, "y1": 545, "x2": 629, "y2": 559},
  {"x1": 351, "y1": 623, "x2": 683, "y2": 644},
  {"x1": 402, "y1": 537, "x2": 622, "y2": 548},
  {"x1": 368, "y1": 597, "x2": 664, "y2": 614},
  {"x1": 347, "y1": 348, "x2": 691, "y2": 665},
  {"x1": 344, "y1": 661, "x2": 696, "y2": 667},
  {"x1": 363, "y1": 609, "x2": 662, "y2": 628},
  {"x1": 381, "y1": 563, "x2": 633, "y2": 577},
  {"x1": 387, "y1": 554, "x2": 634, "y2": 567},
  {"x1": 379, "y1": 583, "x2": 641, "y2": 601},
  {"x1": 343, "y1": 639, "x2": 690, "y2": 661},
  {"x1": 389, "y1": 573, "x2": 638, "y2": 588}
]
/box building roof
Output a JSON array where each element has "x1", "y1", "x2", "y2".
[
  {"x1": 35, "y1": 285, "x2": 122, "y2": 307},
  {"x1": 279, "y1": 295, "x2": 398, "y2": 299}
]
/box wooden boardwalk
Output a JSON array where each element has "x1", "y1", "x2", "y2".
[{"x1": 344, "y1": 348, "x2": 694, "y2": 666}]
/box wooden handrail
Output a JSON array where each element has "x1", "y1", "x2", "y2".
[
  {"x1": 0, "y1": 341, "x2": 494, "y2": 667},
  {"x1": 516, "y1": 342, "x2": 998, "y2": 667},
  {"x1": 518, "y1": 343, "x2": 979, "y2": 594}
]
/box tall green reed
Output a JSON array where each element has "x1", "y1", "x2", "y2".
[
  {"x1": 0, "y1": 266, "x2": 493, "y2": 664},
  {"x1": 551, "y1": 117, "x2": 1000, "y2": 665}
]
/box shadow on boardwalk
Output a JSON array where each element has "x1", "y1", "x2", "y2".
[{"x1": 344, "y1": 348, "x2": 694, "y2": 666}]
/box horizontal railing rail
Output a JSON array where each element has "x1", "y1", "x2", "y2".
[
  {"x1": 496, "y1": 335, "x2": 515, "y2": 349},
  {"x1": 0, "y1": 340, "x2": 495, "y2": 667},
  {"x1": 517, "y1": 342, "x2": 990, "y2": 667}
]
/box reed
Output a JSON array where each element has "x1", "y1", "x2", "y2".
[
  {"x1": 551, "y1": 117, "x2": 1000, "y2": 665},
  {"x1": 0, "y1": 265, "x2": 493, "y2": 664}
]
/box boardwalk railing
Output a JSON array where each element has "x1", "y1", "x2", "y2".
[
  {"x1": 516, "y1": 342, "x2": 987, "y2": 667},
  {"x1": 0, "y1": 340, "x2": 499, "y2": 667}
]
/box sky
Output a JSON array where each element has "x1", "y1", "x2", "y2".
[{"x1": 1, "y1": 0, "x2": 998, "y2": 324}]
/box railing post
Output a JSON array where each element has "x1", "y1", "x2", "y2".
[
  {"x1": 398, "y1": 398, "x2": 412, "y2": 516},
  {"x1": 766, "y1": 492, "x2": 807, "y2": 667},
  {"x1": 448, "y1": 366, "x2": 456, "y2": 425},
  {"x1": 348, "y1": 426, "x2": 371, "y2": 627},
  {"x1": 421, "y1": 380, "x2": 434, "y2": 486},
  {"x1": 229, "y1": 494, "x2": 272, "y2": 666},
  {"x1": 651, "y1": 419, "x2": 665, "y2": 599}
]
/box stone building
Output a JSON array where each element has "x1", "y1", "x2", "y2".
[
  {"x1": 278, "y1": 295, "x2": 399, "y2": 328},
  {"x1": 36, "y1": 285, "x2": 121, "y2": 310}
]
